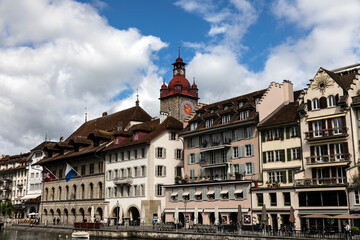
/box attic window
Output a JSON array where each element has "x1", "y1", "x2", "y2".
[
  {"x1": 238, "y1": 102, "x2": 244, "y2": 108},
  {"x1": 224, "y1": 106, "x2": 229, "y2": 110},
  {"x1": 190, "y1": 122, "x2": 198, "y2": 131},
  {"x1": 134, "y1": 132, "x2": 139, "y2": 141},
  {"x1": 255, "y1": 97, "x2": 260, "y2": 104},
  {"x1": 196, "y1": 112, "x2": 202, "y2": 117},
  {"x1": 210, "y1": 109, "x2": 215, "y2": 113},
  {"x1": 115, "y1": 136, "x2": 119, "y2": 145}
]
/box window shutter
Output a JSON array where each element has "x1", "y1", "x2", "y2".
[
  {"x1": 299, "y1": 148, "x2": 302, "y2": 160},
  {"x1": 229, "y1": 185, "x2": 235, "y2": 200},
  {"x1": 195, "y1": 153, "x2": 200, "y2": 163},
  {"x1": 239, "y1": 146, "x2": 245, "y2": 157},
  {"x1": 168, "y1": 189, "x2": 172, "y2": 201},
  {"x1": 344, "y1": 142, "x2": 349, "y2": 155},
  {"x1": 174, "y1": 149, "x2": 177, "y2": 159},
  {"x1": 250, "y1": 126, "x2": 254, "y2": 138},
  {"x1": 239, "y1": 164, "x2": 245, "y2": 175},
  {"x1": 155, "y1": 147, "x2": 159, "y2": 158},
  {"x1": 288, "y1": 170, "x2": 293, "y2": 184},
  {"x1": 238, "y1": 128, "x2": 245, "y2": 140},
  {"x1": 263, "y1": 152, "x2": 267, "y2": 163},
  {"x1": 335, "y1": 94, "x2": 339, "y2": 105},
  {"x1": 242, "y1": 185, "x2": 248, "y2": 199},
  {"x1": 155, "y1": 166, "x2": 158, "y2": 176},
  {"x1": 202, "y1": 187, "x2": 207, "y2": 200},
  {"x1": 251, "y1": 162, "x2": 255, "y2": 175},
  {"x1": 187, "y1": 154, "x2": 190, "y2": 165},
  {"x1": 200, "y1": 168, "x2": 204, "y2": 179},
  {"x1": 281, "y1": 150, "x2": 285, "y2": 162},
  {"x1": 163, "y1": 148, "x2": 166, "y2": 158},
  {"x1": 215, "y1": 186, "x2": 220, "y2": 200},
  {"x1": 280, "y1": 128, "x2": 284, "y2": 140},
  {"x1": 163, "y1": 166, "x2": 166, "y2": 177},
  {"x1": 250, "y1": 144, "x2": 254, "y2": 156},
  {"x1": 282, "y1": 171, "x2": 287, "y2": 183},
  {"x1": 296, "y1": 126, "x2": 300, "y2": 137},
  {"x1": 286, "y1": 127, "x2": 290, "y2": 139},
  {"x1": 194, "y1": 137, "x2": 199, "y2": 147},
  {"x1": 230, "y1": 164, "x2": 234, "y2": 175},
  {"x1": 178, "y1": 188, "x2": 183, "y2": 200},
  {"x1": 320, "y1": 97, "x2": 327, "y2": 109},
  {"x1": 308, "y1": 122, "x2": 313, "y2": 138},
  {"x1": 287, "y1": 148, "x2": 291, "y2": 161},
  {"x1": 189, "y1": 187, "x2": 195, "y2": 201},
  {"x1": 307, "y1": 99, "x2": 312, "y2": 111},
  {"x1": 261, "y1": 131, "x2": 265, "y2": 142}
]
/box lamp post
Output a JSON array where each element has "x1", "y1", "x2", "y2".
[
  {"x1": 116, "y1": 200, "x2": 119, "y2": 230},
  {"x1": 183, "y1": 199, "x2": 187, "y2": 229}
]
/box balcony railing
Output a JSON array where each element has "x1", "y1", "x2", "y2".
[
  {"x1": 200, "y1": 139, "x2": 232, "y2": 151},
  {"x1": 295, "y1": 177, "x2": 347, "y2": 186},
  {"x1": 113, "y1": 177, "x2": 133, "y2": 185},
  {"x1": 199, "y1": 159, "x2": 228, "y2": 168},
  {"x1": 306, "y1": 153, "x2": 350, "y2": 165},
  {"x1": 304, "y1": 127, "x2": 348, "y2": 140}
]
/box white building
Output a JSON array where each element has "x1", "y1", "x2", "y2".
[{"x1": 103, "y1": 116, "x2": 184, "y2": 225}]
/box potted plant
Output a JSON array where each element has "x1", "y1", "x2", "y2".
[
  {"x1": 274, "y1": 181, "x2": 280, "y2": 187},
  {"x1": 235, "y1": 171, "x2": 241, "y2": 180},
  {"x1": 175, "y1": 176, "x2": 181, "y2": 184}
]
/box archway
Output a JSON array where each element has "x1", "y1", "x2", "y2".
[
  {"x1": 112, "y1": 207, "x2": 120, "y2": 225},
  {"x1": 209, "y1": 212, "x2": 222, "y2": 225},
  {"x1": 71, "y1": 208, "x2": 76, "y2": 222},
  {"x1": 97, "y1": 207, "x2": 103, "y2": 220},
  {"x1": 43, "y1": 209, "x2": 48, "y2": 223},
  {"x1": 56, "y1": 209, "x2": 61, "y2": 218},
  {"x1": 128, "y1": 206, "x2": 140, "y2": 226},
  {"x1": 29, "y1": 206, "x2": 36, "y2": 213},
  {"x1": 79, "y1": 208, "x2": 85, "y2": 221},
  {"x1": 64, "y1": 209, "x2": 69, "y2": 223}
]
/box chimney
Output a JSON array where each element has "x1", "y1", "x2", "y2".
[
  {"x1": 282, "y1": 80, "x2": 294, "y2": 103},
  {"x1": 102, "y1": 112, "x2": 108, "y2": 117}
]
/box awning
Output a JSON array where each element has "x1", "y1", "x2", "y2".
[
  {"x1": 194, "y1": 191, "x2": 202, "y2": 195},
  {"x1": 171, "y1": 192, "x2": 178, "y2": 196},
  {"x1": 306, "y1": 113, "x2": 346, "y2": 122},
  {"x1": 182, "y1": 192, "x2": 189, "y2": 196},
  {"x1": 207, "y1": 190, "x2": 215, "y2": 195},
  {"x1": 296, "y1": 187, "x2": 346, "y2": 192},
  {"x1": 21, "y1": 194, "x2": 41, "y2": 200},
  {"x1": 220, "y1": 190, "x2": 228, "y2": 194},
  {"x1": 234, "y1": 189, "x2": 243, "y2": 194},
  {"x1": 307, "y1": 162, "x2": 349, "y2": 168}
]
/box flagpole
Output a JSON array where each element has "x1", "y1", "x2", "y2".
[
  {"x1": 66, "y1": 162, "x2": 82, "y2": 178},
  {"x1": 44, "y1": 166, "x2": 58, "y2": 180}
]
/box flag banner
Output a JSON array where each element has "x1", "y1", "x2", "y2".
[
  {"x1": 44, "y1": 168, "x2": 55, "y2": 182},
  {"x1": 65, "y1": 163, "x2": 77, "y2": 182}
]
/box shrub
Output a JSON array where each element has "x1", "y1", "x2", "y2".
[{"x1": 351, "y1": 226, "x2": 359, "y2": 233}]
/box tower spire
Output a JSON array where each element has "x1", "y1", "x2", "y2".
[
  {"x1": 178, "y1": 43, "x2": 181, "y2": 58},
  {"x1": 136, "y1": 88, "x2": 139, "y2": 106}
]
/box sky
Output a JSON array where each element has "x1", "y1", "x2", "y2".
[{"x1": 1, "y1": 0, "x2": 360, "y2": 155}]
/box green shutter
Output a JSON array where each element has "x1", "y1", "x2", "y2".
[
  {"x1": 288, "y1": 170, "x2": 293, "y2": 184},
  {"x1": 299, "y1": 148, "x2": 302, "y2": 160},
  {"x1": 281, "y1": 150, "x2": 285, "y2": 162},
  {"x1": 168, "y1": 189, "x2": 172, "y2": 201},
  {"x1": 189, "y1": 187, "x2": 195, "y2": 201},
  {"x1": 287, "y1": 148, "x2": 291, "y2": 161},
  {"x1": 280, "y1": 128, "x2": 284, "y2": 140},
  {"x1": 286, "y1": 127, "x2": 290, "y2": 139},
  {"x1": 296, "y1": 126, "x2": 300, "y2": 137},
  {"x1": 178, "y1": 189, "x2": 183, "y2": 201},
  {"x1": 202, "y1": 187, "x2": 207, "y2": 200},
  {"x1": 229, "y1": 185, "x2": 235, "y2": 200},
  {"x1": 261, "y1": 131, "x2": 265, "y2": 142},
  {"x1": 263, "y1": 152, "x2": 267, "y2": 163},
  {"x1": 215, "y1": 186, "x2": 220, "y2": 200},
  {"x1": 282, "y1": 171, "x2": 287, "y2": 183}
]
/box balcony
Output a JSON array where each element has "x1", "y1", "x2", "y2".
[
  {"x1": 295, "y1": 177, "x2": 347, "y2": 187},
  {"x1": 113, "y1": 177, "x2": 133, "y2": 185},
  {"x1": 304, "y1": 127, "x2": 348, "y2": 141},
  {"x1": 200, "y1": 159, "x2": 228, "y2": 168},
  {"x1": 200, "y1": 139, "x2": 232, "y2": 152},
  {"x1": 306, "y1": 153, "x2": 350, "y2": 166}
]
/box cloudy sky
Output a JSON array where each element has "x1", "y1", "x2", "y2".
[{"x1": 1, "y1": 0, "x2": 360, "y2": 155}]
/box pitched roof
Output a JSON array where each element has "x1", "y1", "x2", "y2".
[
  {"x1": 258, "y1": 102, "x2": 299, "y2": 128},
  {"x1": 322, "y1": 68, "x2": 357, "y2": 90},
  {"x1": 30, "y1": 141, "x2": 57, "y2": 152},
  {"x1": 104, "y1": 116, "x2": 183, "y2": 151}
]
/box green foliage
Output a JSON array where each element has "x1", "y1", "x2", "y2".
[
  {"x1": 351, "y1": 226, "x2": 359, "y2": 233},
  {"x1": 0, "y1": 201, "x2": 15, "y2": 217},
  {"x1": 351, "y1": 174, "x2": 360, "y2": 187}
]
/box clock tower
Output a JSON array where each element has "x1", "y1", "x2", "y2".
[{"x1": 160, "y1": 52, "x2": 199, "y2": 123}]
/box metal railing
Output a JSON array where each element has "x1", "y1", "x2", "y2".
[
  {"x1": 306, "y1": 153, "x2": 350, "y2": 164},
  {"x1": 113, "y1": 177, "x2": 133, "y2": 185},
  {"x1": 295, "y1": 177, "x2": 347, "y2": 186},
  {"x1": 304, "y1": 127, "x2": 348, "y2": 140}
]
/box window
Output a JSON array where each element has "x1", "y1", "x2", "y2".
[
  {"x1": 156, "y1": 165, "x2": 166, "y2": 177},
  {"x1": 222, "y1": 115, "x2": 231, "y2": 124},
  {"x1": 238, "y1": 102, "x2": 244, "y2": 108},
  {"x1": 205, "y1": 119, "x2": 214, "y2": 127},
  {"x1": 335, "y1": 143, "x2": 344, "y2": 160},
  {"x1": 276, "y1": 171, "x2": 284, "y2": 183},
  {"x1": 190, "y1": 122, "x2": 198, "y2": 130},
  {"x1": 134, "y1": 149, "x2": 138, "y2": 159},
  {"x1": 98, "y1": 161, "x2": 103, "y2": 173},
  {"x1": 127, "y1": 168, "x2": 132, "y2": 178},
  {"x1": 121, "y1": 152, "x2": 125, "y2": 160},
  {"x1": 257, "y1": 193, "x2": 263, "y2": 206},
  {"x1": 127, "y1": 151, "x2": 131, "y2": 160},
  {"x1": 355, "y1": 191, "x2": 360, "y2": 204},
  {"x1": 233, "y1": 147, "x2": 239, "y2": 158},
  {"x1": 190, "y1": 153, "x2": 195, "y2": 164},
  {"x1": 190, "y1": 169, "x2": 195, "y2": 180},
  {"x1": 283, "y1": 192, "x2": 291, "y2": 206},
  {"x1": 274, "y1": 129, "x2": 281, "y2": 139},
  {"x1": 245, "y1": 163, "x2": 253, "y2": 175},
  {"x1": 107, "y1": 170, "x2": 112, "y2": 180},
  {"x1": 315, "y1": 145, "x2": 323, "y2": 161},
  {"x1": 275, "y1": 150, "x2": 282, "y2": 162},
  {"x1": 134, "y1": 132, "x2": 138, "y2": 141},
  {"x1": 170, "y1": 132, "x2": 177, "y2": 140},
  {"x1": 328, "y1": 95, "x2": 335, "y2": 107},
  {"x1": 134, "y1": 167, "x2": 138, "y2": 178},
  {"x1": 333, "y1": 118, "x2": 342, "y2": 134},
  {"x1": 266, "y1": 130, "x2": 273, "y2": 140},
  {"x1": 31, "y1": 173, "x2": 34, "y2": 179},
  {"x1": 35, "y1": 152, "x2": 42, "y2": 158},
  {"x1": 270, "y1": 193, "x2": 277, "y2": 206},
  {"x1": 268, "y1": 172, "x2": 275, "y2": 183},
  {"x1": 313, "y1": 121, "x2": 322, "y2": 137},
  {"x1": 141, "y1": 148, "x2": 145, "y2": 158},
  {"x1": 245, "y1": 144, "x2": 253, "y2": 156},
  {"x1": 155, "y1": 184, "x2": 164, "y2": 196},
  {"x1": 267, "y1": 151, "x2": 274, "y2": 162},
  {"x1": 156, "y1": 147, "x2": 165, "y2": 158},
  {"x1": 175, "y1": 149, "x2": 182, "y2": 160},
  {"x1": 244, "y1": 127, "x2": 253, "y2": 138},
  {"x1": 141, "y1": 166, "x2": 146, "y2": 177},
  {"x1": 81, "y1": 165, "x2": 86, "y2": 175},
  {"x1": 89, "y1": 164, "x2": 94, "y2": 174},
  {"x1": 292, "y1": 148, "x2": 300, "y2": 160},
  {"x1": 59, "y1": 169, "x2": 63, "y2": 179},
  {"x1": 290, "y1": 126, "x2": 298, "y2": 137},
  {"x1": 239, "y1": 110, "x2": 250, "y2": 120},
  {"x1": 312, "y1": 98, "x2": 320, "y2": 110}
]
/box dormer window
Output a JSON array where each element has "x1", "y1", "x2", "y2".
[
  {"x1": 174, "y1": 85, "x2": 181, "y2": 91},
  {"x1": 238, "y1": 102, "x2": 244, "y2": 108},
  {"x1": 205, "y1": 119, "x2": 214, "y2": 128},
  {"x1": 210, "y1": 109, "x2": 215, "y2": 113},
  {"x1": 190, "y1": 122, "x2": 198, "y2": 131},
  {"x1": 222, "y1": 115, "x2": 231, "y2": 124},
  {"x1": 239, "y1": 110, "x2": 250, "y2": 120},
  {"x1": 134, "y1": 132, "x2": 138, "y2": 141},
  {"x1": 255, "y1": 97, "x2": 260, "y2": 104},
  {"x1": 224, "y1": 106, "x2": 229, "y2": 110}
]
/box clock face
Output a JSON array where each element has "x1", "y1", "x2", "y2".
[
  {"x1": 174, "y1": 69, "x2": 178, "y2": 75},
  {"x1": 182, "y1": 101, "x2": 194, "y2": 116},
  {"x1": 180, "y1": 69, "x2": 184, "y2": 75}
]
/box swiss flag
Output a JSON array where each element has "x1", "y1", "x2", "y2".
[{"x1": 43, "y1": 168, "x2": 55, "y2": 182}]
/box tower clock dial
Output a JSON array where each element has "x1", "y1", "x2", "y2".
[
  {"x1": 180, "y1": 69, "x2": 184, "y2": 75},
  {"x1": 182, "y1": 101, "x2": 194, "y2": 116}
]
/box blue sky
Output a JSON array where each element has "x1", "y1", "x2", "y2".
[{"x1": 1, "y1": 0, "x2": 360, "y2": 154}]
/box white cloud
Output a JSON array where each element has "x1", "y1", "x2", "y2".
[{"x1": 0, "y1": 0, "x2": 167, "y2": 155}]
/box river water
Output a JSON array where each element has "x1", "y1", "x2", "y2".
[{"x1": 0, "y1": 229, "x2": 139, "y2": 240}]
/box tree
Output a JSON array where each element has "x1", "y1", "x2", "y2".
[{"x1": 0, "y1": 201, "x2": 15, "y2": 218}]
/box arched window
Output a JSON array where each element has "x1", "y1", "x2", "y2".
[
  {"x1": 81, "y1": 184, "x2": 85, "y2": 199},
  {"x1": 312, "y1": 98, "x2": 320, "y2": 110},
  {"x1": 58, "y1": 187, "x2": 62, "y2": 201},
  {"x1": 72, "y1": 185, "x2": 77, "y2": 200},
  {"x1": 66, "y1": 186, "x2": 69, "y2": 200},
  {"x1": 98, "y1": 182, "x2": 102, "y2": 199},
  {"x1": 90, "y1": 183, "x2": 94, "y2": 199},
  {"x1": 51, "y1": 187, "x2": 55, "y2": 201},
  {"x1": 45, "y1": 188, "x2": 49, "y2": 201},
  {"x1": 328, "y1": 95, "x2": 335, "y2": 107}
]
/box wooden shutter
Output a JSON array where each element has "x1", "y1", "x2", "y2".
[
  {"x1": 229, "y1": 185, "x2": 235, "y2": 200},
  {"x1": 281, "y1": 150, "x2": 285, "y2": 162},
  {"x1": 261, "y1": 131, "x2": 265, "y2": 142},
  {"x1": 307, "y1": 99, "x2": 312, "y2": 111},
  {"x1": 323, "y1": 145, "x2": 328, "y2": 156},
  {"x1": 195, "y1": 153, "x2": 200, "y2": 163},
  {"x1": 155, "y1": 147, "x2": 159, "y2": 158},
  {"x1": 242, "y1": 185, "x2": 248, "y2": 199},
  {"x1": 163, "y1": 166, "x2": 166, "y2": 177},
  {"x1": 238, "y1": 128, "x2": 245, "y2": 140},
  {"x1": 282, "y1": 171, "x2": 287, "y2": 183},
  {"x1": 296, "y1": 126, "x2": 300, "y2": 137},
  {"x1": 280, "y1": 128, "x2": 284, "y2": 140},
  {"x1": 215, "y1": 186, "x2": 220, "y2": 200},
  {"x1": 287, "y1": 148, "x2": 291, "y2": 161},
  {"x1": 189, "y1": 187, "x2": 195, "y2": 201},
  {"x1": 320, "y1": 97, "x2": 327, "y2": 109},
  {"x1": 308, "y1": 122, "x2": 313, "y2": 138},
  {"x1": 288, "y1": 170, "x2": 293, "y2": 184},
  {"x1": 286, "y1": 127, "x2": 290, "y2": 139},
  {"x1": 335, "y1": 94, "x2": 339, "y2": 105},
  {"x1": 299, "y1": 148, "x2": 302, "y2": 160},
  {"x1": 178, "y1": 189, "x2": 183, "y2": 200},
  {"x1": 202, "y1": 187, "x2": 207, "y2": 200},
  {"x1": 239, "y1": 146, "x2": 245, "y2": 157},
  {"x1": 250, "y1": 144, "x2": 254, "y2": 156},
  {"x1": 187, "y1": 154, "x2": 190, "y2": 165},
  {"x1": 310, "y1": 146, "x2": 315, "y2": 156},
  {"x1": 251, "y1": 162, "x2": 255, "y2": 175},
  {"x1": 239, "y1": 164, "x2": 245, "y2": 175},
  {"x1": 312, "y1": 168, "x2": 317, "y2": 178},
  {"x1": 168, "y1": 189, "x2": 172, "y2": 201},
  {"x1": 341, "y1": 116, "x2": 346, "y2": 129},
  {"x1": 327, "y1": 119, "x2": 333, "y2": 136},
  {"x1": 263, "y1": 152, "x2": 267, "y2": 163},
  {"x1": 344, "y1": 142, "x2": 349, "y2": 158},
  {"x1": 330, "y1": 144, "x2": 335, "y2": 155},
  {"x1": 163, "y1": 148, "x2": 166, "y2": 158}
]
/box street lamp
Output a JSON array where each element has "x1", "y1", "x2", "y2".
[
  {"x1": 183, "y1": 199, "x2": 187, "y2": 229},
  {"x1": 116, "y1": 200, "x2": 119, "y2": 230}
]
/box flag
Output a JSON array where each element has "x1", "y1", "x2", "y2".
[
  {"x1": 65, "y1": 163, "x2": 77, "y2": 182},
  {"x1": 44, "y1": 168, "x2": 55, "y2": 182}
]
